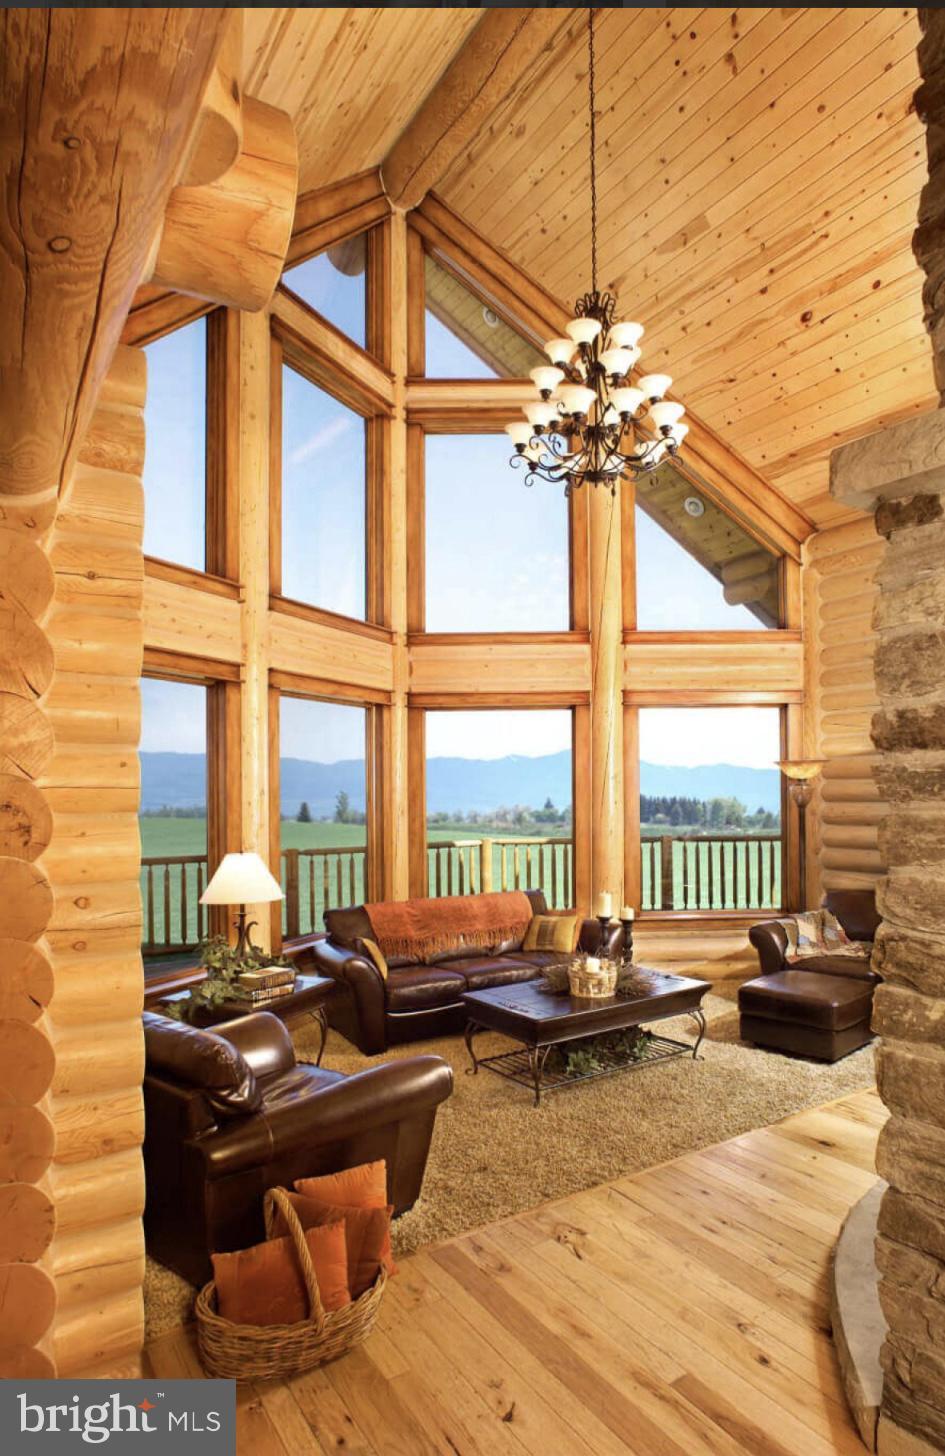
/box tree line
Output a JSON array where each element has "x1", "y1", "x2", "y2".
[{"x1": 640, "y1": 794, "x2": 779, "y2": 830}]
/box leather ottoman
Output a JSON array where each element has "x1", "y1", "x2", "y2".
[{"x1": 739, "y1": 969, "x2": 874, "y2": 1062}]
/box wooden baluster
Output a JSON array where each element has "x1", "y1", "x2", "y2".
[
  {"x1": 458, "y1": 850, "x2": 466, "y2": 895},
  {"x1": 566, "y1": 841, "x2": 573, "y2": 903},
  {"x1": 659, "y1": 836, "x2": 674, "y2": 912},
  {"x1": 499, "y1": 844, "x2": 507, "y2": 892},
  {"x1": 479, "y1": 838, "x2": 492, "y2": 894},
  {"x1": 285, "y1": 848, "x2": 300, "y2": 940},
  {"x1": 180, "y1": 862, "x2": 188, "y2": 946},
  {"x1": 146, "y1": 865, "x2": 155, "y2": 949},
  {"x1": 320, "y1": 854, "x2": 328, "y2": 916},
  {"x1": 447, "y1": 849, "x2": 454, "y2": 896},
  {"x1": 551, "y1": 844, "x2": 558, "y2": 907},
  {"x1": 693, "y1": 840, "x2": 701, "y2": 910},
  {"x1": 163, "y1": 864, "x2": 171, "y2": 948},
  {"x1": 197, "y1": 861, "x2": 205, "y2": 940},
  {"x1": 434, "y1": 846, "x2": 441, "y2": 897},
  {"x1": 333, "y1": 854, "x2": 341, "y2": 906}
]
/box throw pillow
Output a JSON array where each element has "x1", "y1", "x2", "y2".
[
  {"x1": 295, "y1": 1159, "x2": 387, "y2": 1209},
  {"x1": 522, "y1": 913, "x2": 579, "y2": 954},
  {"x1": 212, "y1": 1221, "x2": 349, "y2": 1326},
  {"x1": 355, "y1": 937, "x2": 388, "y2": 980},
  {"x1": 272, "y1": 1193, "x2": 396, "y2": 1298}
]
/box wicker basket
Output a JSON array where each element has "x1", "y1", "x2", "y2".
[
  {"x1": 195, "y1": 1187, "x2": 387, "y2": 1380},
  {"x1": 568, "y1": 957, "x2": 619, "y2": 998}
]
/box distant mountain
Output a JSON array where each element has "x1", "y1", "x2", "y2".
[{"x1": 140, "y1": 751, "x2": 781, "y2": 817}]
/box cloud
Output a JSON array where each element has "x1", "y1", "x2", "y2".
[{"x1": 288, "y1": 414, "x2": 354, "y2": 467}]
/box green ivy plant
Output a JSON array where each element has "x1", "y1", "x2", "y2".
[
  {"x1": 547, "y1": 1026, "x2": 650, "y2": 1077},
  {"x1": 165, "y1": 936, "x2": 292, "y2": 1024}
]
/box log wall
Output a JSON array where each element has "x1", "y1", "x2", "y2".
[{"x1": 805, "y1": 517, "x2": 887, "y2": 900}]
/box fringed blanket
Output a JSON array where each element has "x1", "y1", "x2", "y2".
[
  {"x1": 778, "y1": 909, "x2": 872, "y2": 964},
  {"x1": 364, "y1": 891, "x2": 533, "y2": 963}
]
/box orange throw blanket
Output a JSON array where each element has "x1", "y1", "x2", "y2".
[{"x1": 364, "y1": 891, "x2": 533, "y2": 963}]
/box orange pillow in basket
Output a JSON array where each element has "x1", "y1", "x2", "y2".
[
  {"x1": 294, "y1": 1160, "x2": 396, "y2": 1279},
  {"x1": 212, "y1": 1220, "x2": 350, "y2": 1326},
  {"x1": 273, "y1": 1192, "x2": 395, "y2": 1299}
]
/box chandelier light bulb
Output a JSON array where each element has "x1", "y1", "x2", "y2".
[
  {"x1": 558, "y1": 383, "x2": 596, "y2": 416},
  {"x1": 505, "y1": 422, "x2": 532, "y2": 449},
  {"x1": 544, "y1": 337, "x2": 575, "y2": 365},
  {"x1": 649, "y1": 400, "x2": 686, "y2": 430},
  {"x1": 610, "y1": 386, "x2": 645, "y2": 417},
  {"x1": 609, "y1": 321, "x2": 645, "y2": 348},
  {"x1": 638, "y1": 373, "x2": 672, "y2": 401},
  {"x1": 599, "y1": 347, "x2": 636, "y2": 378},
  {"x1": 565, "y1": 317, "x2": 603, "y2": 346},
  {"x1": 529, "y1": 365, "x2": 565, "y2": 397}
]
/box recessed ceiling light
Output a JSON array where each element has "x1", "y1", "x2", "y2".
[
  {"x1": 483, "y1": 307, "x2": 499, "y2": 328},
  {"x1": 683, "y1": 496, "x2": 704, "y2": 517}
]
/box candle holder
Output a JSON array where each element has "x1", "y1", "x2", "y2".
[
  {"x1": 597, "y1": 914, "x2": 613, "y2": 954},
  {"x1": 620, "y1": 916, "x2": 635, "y2": 966}
]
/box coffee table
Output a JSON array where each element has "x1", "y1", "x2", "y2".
[
  {"x1": 462, "y1": 967, "x2": 710, "y2": 1105},
  {"x1": 161, "y1": 972, "x2": 336, "y2": 1065}
]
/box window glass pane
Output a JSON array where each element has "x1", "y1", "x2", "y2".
[
  {"x1": 281, "y1": 366, "x2": 366, "y2": 619},
  {"x1": 635, "y1": 463, "x2": 780, "y2": 630},
  {"x1": 426, "y1": 709, "x2": 573, "y2": 906},
  {"x1": 282, "y1": 235, "x2": 367, "y2": 349},
  {"x1": 279, "y1": 697, "x2": 367, "y2": 935},
  {"x1": 142, "y1": 319, "x2": 206, "y2": 569},
  {"x1": 139, "y1": 677, "x2": 207, "y2": 965},
  {"x1": 425, "y1": 434, "x2": 569, "y2": 631},
  {"x1": 425, "y1": 254, "x2": 546, "y2": 379},
  {"x1": 638, "y1": 706, "x2": 782, "y2": 912}
]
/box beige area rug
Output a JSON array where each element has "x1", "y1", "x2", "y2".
[{"x1": 144, "y1": 983, "x2": 875, "y2": 1339}]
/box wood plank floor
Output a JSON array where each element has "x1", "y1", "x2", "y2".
[{"x1": 145, "y1": 1088, "x2": 886, "y2": 1456}]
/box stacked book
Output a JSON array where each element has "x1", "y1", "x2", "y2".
[{"x1": 234, "y1": 967, "x2": 297, "y2": 1006}]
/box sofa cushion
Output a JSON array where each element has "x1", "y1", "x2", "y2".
[
  {"x1": 142, "y1": 1012, "x2": 261, "y2": 1117},
  {"x1": 446, "y1": 957, "x2": 542, "y2": 992},
  {"x1": 385, "y1": 966, "x2": 466, "y2": 1011},
  {"x1": 505, "y1": 950, "x2": 571, "y2": 970},
  {"x1": 738, "y1": 972, "x2": 873, "y2": 1031},
  {"x1": 790, "y1": 954, "x2": 880, "y2": 984}
]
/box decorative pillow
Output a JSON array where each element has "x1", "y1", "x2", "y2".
[
  {"x1": 522, "y1": 913, "x2": 579, "y2": 954},
  {"x1": 272, "y1": 1192, "x2": 396, "y2": 1298},
  {"x1": 354, "y1": 937, "x2": 388, "y2": 980},
  {"x1": 294, "y1": 1160, "x2": 395, "y2": 1278},
  {"x1": 212, "y1": 1221, "x2": 349, "y2": 1326}
]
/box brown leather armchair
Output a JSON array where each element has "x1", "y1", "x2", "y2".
[
  {"x1": 740, "y1": 890, "x2": 881, "y2": 1061},
  {"x1": 294, "y1": 888, "x2": 623, "y2": 1055},
  {"x1": 142, "y1": 1009, "x2": 452, "y2": 1285}
]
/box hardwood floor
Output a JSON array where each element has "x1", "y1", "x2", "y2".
[{"x1": 144, "y1": 1088, "x2": 886, "y2": 1455}]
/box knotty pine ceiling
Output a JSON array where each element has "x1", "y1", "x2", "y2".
[{"x1": 246, "y1": 6, "x2": 934, "y2": 529}]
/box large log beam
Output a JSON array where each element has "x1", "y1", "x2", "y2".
[{"x1": 381, "y1": 9, "x2": 567, "y2": 210}]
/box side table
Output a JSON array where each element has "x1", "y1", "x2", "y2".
[{"x1": 161, "y1": 972, "x2": 337, "y2": 1066}]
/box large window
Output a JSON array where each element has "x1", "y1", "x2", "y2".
[
  {"x1": 281, "y1": 366, "x2": 367, "y2": 618},
  {"x1": 282, "y1": 234, "x2": 367, "y2": 350},
  {"x1": 424, "y1": 254, "x2": 545, "y2": 379},
  {"x1": 638, "y1": 706, "x2": 782, "y2": 912},
  {"x1": 139, "y1": 677, "x2": 208, "y2": 962},
  {"x1": 142, "y1": 319, "x2": 207, "y2": 570},
  {"x1": 279, "y1": 697, "x2": 368, "y2": 936},
  {"x1": 425, "y1": 434, "x2": 570, "y2": 632},
  {"x1": 425, "y1": 709, "x2": 573, "y2": 906},
  {"x1": 634, "y1": 465, "x2": 780, "y2": 630}
]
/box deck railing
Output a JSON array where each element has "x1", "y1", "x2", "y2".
[{"x1": 140, "y1": 830, "x2": 781, "y2": 955}]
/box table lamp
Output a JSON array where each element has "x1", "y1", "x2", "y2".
[
  {"x1": 776, "y1": 760, "x2": 825, "y2": 911},
  {"x1": 200, "y1": 852, "x2": 283, "y2": 956}
]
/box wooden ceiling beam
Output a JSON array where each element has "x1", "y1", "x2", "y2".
[
  {"x1": 411, "y1": 195, "x2": 815, "y2": 557},
  {"x1": 381, "y1": 9, "x2": 567, "y2": 210}
]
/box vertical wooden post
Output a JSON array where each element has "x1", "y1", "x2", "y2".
[
  {"x1": 237, "y1": 308, "x2": 274, "y2": 947},
  {"x1": 660, "y1": 836, "x2": 675, "y2": 912},
  {"x1": 284, "y1": 847, "x2": 300, "y2": 939},
  {"x1": 588, "y1": 480, "x2": 624, "y2": 910},
  {"x1": 480, "y1": 838, "x2": 493, "y2": 893},
  {"x1": 387, "y1": 210, "x2": 411, "y2": 901}
]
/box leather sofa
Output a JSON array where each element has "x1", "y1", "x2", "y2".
[
  {"x1": 142, "y1": 1008, "x2": 452, "y2": 1285},
  {"x1": 739, "y1": 890, "x2": 881, "y2": 1061},
  {"x1": 294, "y1": 889, "x2": 623, "y2": 1055}
]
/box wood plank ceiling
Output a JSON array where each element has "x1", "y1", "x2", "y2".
[{"x1": 244, "y1": 6, "x2": 933, "y2": 530}]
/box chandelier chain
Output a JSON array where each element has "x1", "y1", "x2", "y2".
[{"x1": 588, "y1": 7, "x2": 598, "y2": 295}]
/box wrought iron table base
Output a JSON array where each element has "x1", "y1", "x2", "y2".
[{"x1": 465, "y1": 1008, "x2": 706, "y2": 1107}]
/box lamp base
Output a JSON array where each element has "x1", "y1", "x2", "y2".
[{"x1": 233, "y1": 906, "x2": 260, "y2": 959}]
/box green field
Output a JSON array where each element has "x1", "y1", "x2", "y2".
[{"x1": 140, "y1": 816, "x2": 781, "y2": 954}]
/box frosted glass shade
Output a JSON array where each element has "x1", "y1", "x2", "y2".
[
  {"x1": 599, "y1": 348, "x2": 636, "y2": 377},
  {"x1": 558, "y1": 383, "x2": 595, "y2": 415},
  {"x1": 670, "y1": 422, "x2": 689, "y2": 445},
  {"x1": 609, "y1": 321, "x2": 644, "y2": 348},
  {"x1": 506, "y1": 422, "x2": 532, "y2": 447},
  {"x1": 530, "y1": 365, "x2": 565, "y2": 395},
  {"x1": 524, "y1": 402, "x2": 554, "y2": 428},
  {"x1": 544, "y1": 337, "x2": 575, "y2": 365},
  {"x1": 566, "y1": 317, "x2": 603, "y2": 345},
  {"x1": 611, "y1": 386, "x2": 645, "y2": 416},
  {"x1": 649, "y1": 400, "x2": 686, "y2": 429},
  {"x1": 200, "y1": 852, "x2": 283, "y2": 906},
  {"x1": 776, "y1": 759, "x2": 826, "y2": 782},
  {"x1": 639, "y1": 373, "x2": 672, "y2": 401}
]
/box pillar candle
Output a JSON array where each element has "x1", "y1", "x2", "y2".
[
  {"x1": 620, "y1": 906, "x2": 635, "y2": 921},
  {"x1": 584, "y1": 956, "x2": 601, "y2": 976},
  {"x1": 596, "y1": 892, "x2": 612, "y2": 918}
]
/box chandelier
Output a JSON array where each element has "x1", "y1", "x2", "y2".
[{"x1": 506, "y1": 9, "x2": 688, "y2": 495}]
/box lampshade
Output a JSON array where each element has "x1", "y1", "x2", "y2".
[
  {"x1": 609, "y1": 321, "x2": 645, "y2": 348},
  {"x1": 566, "y1": 317, "x2": 602, "y2": 345},
  {"x1": 544, "y1": 337, "x2": 575, "y2": 365},
  {"x1": 529, "y1": 365, "x2": 564, "y2": 396},
  {"x1": 638, "y1": 373, "x2": 672, "y2": 401},
  {"x1": 649, "y1": 400, "x2": 686, "y2": 430},
  {"x1": 610, "y1": 386, "x2": 645, "y2": 417},
  {"x1": 200, "y1": 852, "x2": 283, "y2": 906},
  {"x1": 505, "y1": 422, "x2": 532, "y2": 447},
  {"x1": 524, "y1": 402, "x2": 554, "y2": 428},
  {"x1": 599, "y1": 347, "x2": 637, "y2": 377},
  {"x1": 776, "y1": 759, "x2": 826, "y2": 782},
  {"x1": 558, "y1": 383, "x2": 596, "y2": 416}
]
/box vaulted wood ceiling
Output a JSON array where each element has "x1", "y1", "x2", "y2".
[{"x1": 245, "y1": 6, "x2": 934, "y2": 530}]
